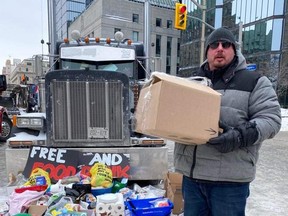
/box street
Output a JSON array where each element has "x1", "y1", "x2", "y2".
[
  {"x1": 0, "y1": 131, "x2": 288, "y2": 215},
  {"x1": 166, "y1": 131, "x2": 288, "y2": 216},
  {"x1": 0, "y1": 141, "x2": 7, "y2": 187},
  {"x1": 245, "y1": 131, "x2": 288, "y2": 216}
]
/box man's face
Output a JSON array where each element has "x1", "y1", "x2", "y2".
[{"x1": 206, "y1": 40, "x2": 235, "y2": 71}]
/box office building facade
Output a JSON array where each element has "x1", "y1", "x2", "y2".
[
  {"x1": 67, "y1": 0, "x2": 180, "y2": 75},
  {"x1": 55, "y1": 0, "x2": 86, "y2": 40},
  {"x1": 180, "y1": 0, "x2": 288, "y2": 106}
]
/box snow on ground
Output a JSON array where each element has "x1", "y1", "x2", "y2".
[{"x1": 280, "y1": 108, "x2": 288, "y2": 131}]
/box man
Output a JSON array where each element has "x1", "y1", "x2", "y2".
[{"x1": 174, "y1": 27, "x2": 281, "y2": 216}]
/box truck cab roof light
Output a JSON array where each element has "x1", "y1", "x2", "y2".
[
  {"x1": 84, "y1": 37, "x2": 89, "y2": 44},
  {"x1": 64, "y1": 38, "x2": 69, "y2": 43},
  {"x1": 71, "y1": 30, "x2": 81, "y2": 41},
  {"x1": 106, "y1": 37, "x2": 111, "y2": 44},
  {"x1": 114, "y1": 31, "x2": 124, "y2": 42},
  {"x1": 127, "y1": 40, "x2": 132, "y2": 45},
  {"x1": 95, "y1": 37, "x2": 100, "y2": 43}
]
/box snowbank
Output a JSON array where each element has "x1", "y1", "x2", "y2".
[{"x1": 280, "y1": 108, "x2": 288, "y2": 131}]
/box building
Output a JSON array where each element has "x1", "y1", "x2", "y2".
[
  {"x1": 54, "y1": 0, "x2": 86, "y2": 40},
  {"x1": 9, "y1": 57, "x2": 49, "y2": 85},
  {"x1": 179, "y1": 0, "x2": 288, "y2": 106},
  {"x1": 1, "y1": 59, "x2": 21, "y2": 84},
  {"x1": 65, "y1": 0, "x2": 180, "y2": 75}
]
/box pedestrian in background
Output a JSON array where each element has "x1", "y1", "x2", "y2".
[{"x1": 174, "y1": 27, "x2": 281, "y2": 216}]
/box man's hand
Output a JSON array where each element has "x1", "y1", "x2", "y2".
[{"x1": 208, "y1": 121, "x2": 258, "y2": 153}]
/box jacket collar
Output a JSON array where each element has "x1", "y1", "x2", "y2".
[{"x1": 199, "y1": 51, "x2": 247, "y2": 84}]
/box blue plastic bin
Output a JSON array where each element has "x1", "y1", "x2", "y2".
[
  {"x1": 91, "y1": 183, "x2": 113, "y2": 196},
  {"x1": 126, "y1": 197, "x2": 174, "y2": 216}
]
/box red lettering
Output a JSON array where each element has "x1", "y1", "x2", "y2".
[
  {"x1": 80, "y1": 166, "x2": 92, "y2": 177},
  {"x1": 43, "y1": 163, "x2": 55, "y2": 175},
  {"x1": 111, "y1": 165, "x2": 130, "y2": 178},
  {"x1": 30, "y1": 163, "x2": 129, "y2": 181},
  {"x1": 52, "y1": 165, "x2": 76, "y2": 180},
  {"x1": 80, "y1": 165, "x2": 130, "y2": 178},
  {"x1": 30, "y1": 162, "x2": 77, "y2": 182}
]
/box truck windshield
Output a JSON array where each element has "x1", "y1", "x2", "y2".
[{"x1": 61, "y1": 59, "x2": 134, "y2": 78}]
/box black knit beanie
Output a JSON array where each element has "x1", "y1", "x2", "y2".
[{"x1": 205, "y1": 27, "x2": 236, "y2": 57}]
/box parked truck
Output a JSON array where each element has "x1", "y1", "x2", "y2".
[
  {"x1": 0, "y1": 75, "x2": 13, "y2": 141},
  {"x1": 5, "y1": 31, "x2": 168, "y2": 182}
]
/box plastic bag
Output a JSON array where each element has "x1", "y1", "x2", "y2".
[
  {"x1": 89, "y1": 163, "x2": 112, "y2": 188},
  {"x1": 149, "y1": 198, "x2": 170, "y2": 207},
  {"x1": 24, "y1": 168, "x2": 51, "y2": 187}
]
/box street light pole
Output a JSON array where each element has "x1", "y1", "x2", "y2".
[
  {"x1": 47, "y1": 0, "x2": 57, "y2": 70},
  {"x1": 200, "y1": 0, "x2": 206, "y2": 64},
  {"x1": 190, "y1": 0, "x2": 207, "y2": 65},
  {"x1": 188, "y1": 15, "x2": 215, "y2": 30},
  {"x1": 144, "y1": 0, "x2": 151, "y2": 77},
  {"x1": 238, "y1": 21, "x2": 243, "y2": 52}
]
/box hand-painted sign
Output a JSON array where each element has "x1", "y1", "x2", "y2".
[
  {"x1": 23, "y1": 146, "x2": 130, "y2": 183},
  {"x1": 78, "y1": 152, "x2": 130, "y2": 179}
]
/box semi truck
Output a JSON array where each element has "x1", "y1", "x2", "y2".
[{"x1": 5, "y1": 31, "x2": 168, "y2": 182}]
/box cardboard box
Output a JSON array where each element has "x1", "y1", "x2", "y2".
[
  {"x1": 28, "y1": 205, "x2": 48, "y2": 215},
  {"x1": 165, "y1": 172, "x2": 184, "y2": 215},
  {"x1": 135, "y1": 72, "x2": 221, "y2": 144}
]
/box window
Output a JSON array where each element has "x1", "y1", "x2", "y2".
[
  {"x1": 167, "y1": 37, "x2": 172, "y2": 56},
  {"x1": 132, "y1": 31, "x2": 139, "y2": 41},
  {"x1": 133, "y1": 14, "x2": 139, "y2": 23},
  {"x1": 274, "y1": 0, "x2": 284, "y2": 15},
  {"x1": 176, "y1": 39, "x2": 180, "y2": 75},
  {"x1": 215, "y1": 8, "x2": 223, "y2": 28},
  {"x1": 167, "y1": 20, "x2": 173, "y2": 29},
  {"x1": 114, "y1": 28, "x2": 121, "y2": 34},
  {"x1": 216, "y1": 0, "x2": 223, "y2": 5},
  {"x1": 271, "y1": 19, "x2": 282, "y2": 51},
  {"x1": 156, "y1": 18, "x2": 162, "y2": 27},
  {"x1": 166, "y1": 37, "x2": 172, "y2": 74},
  {"x1": 156, "y1": 35, "x2": 161, "y2": 57}
]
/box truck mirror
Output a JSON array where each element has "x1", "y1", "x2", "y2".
[{"x1": 0, "y1": 75, "x2": 7, "y2": 91}]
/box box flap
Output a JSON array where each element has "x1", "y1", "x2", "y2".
[
  {"x1": 28, "y1": 205, "x2": 47, "y2": 215},
  {"x1": 146, "y1": 72, "x2": 221, "y2": 96}
]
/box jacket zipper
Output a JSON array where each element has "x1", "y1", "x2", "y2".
[{"x1": 190, "y1": 145, "x2": 198, "y2": 178}]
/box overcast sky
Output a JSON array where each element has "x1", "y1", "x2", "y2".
[{"x1": 0, "y1": 0, "x2": 48, "y2": 71}]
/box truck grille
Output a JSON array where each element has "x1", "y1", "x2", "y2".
[{"x1": 51, "y1": 80, "x2": 124, "y2": 143}]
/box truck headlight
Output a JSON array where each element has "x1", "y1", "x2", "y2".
[
  {"x1": 17, "y1": 117, "x2": 44, "y2": 128},
  {"x1": 17, "y1": 118, "x2": 30, "y2": 126}
]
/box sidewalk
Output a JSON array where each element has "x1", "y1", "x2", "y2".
[{"x1": 246, "y1": 131, "x2": 288, "y2": 216}]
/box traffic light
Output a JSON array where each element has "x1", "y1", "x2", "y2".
[{"x1": 174, "y1": 3, "x2": 187, "y2": 30}]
